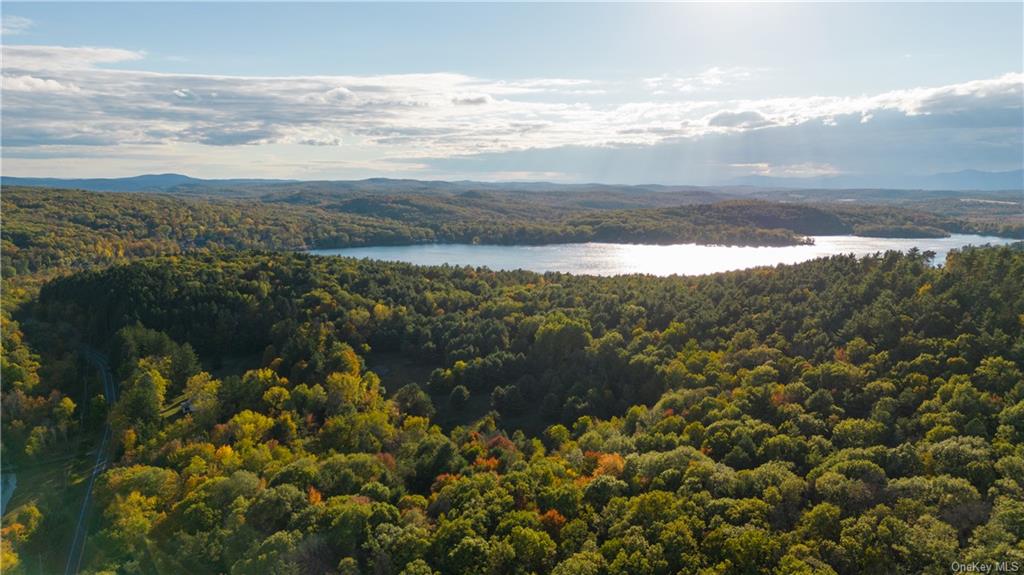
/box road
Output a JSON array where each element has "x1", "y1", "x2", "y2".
[{"x1": 64, "y1": 347, "x2": 117, "y2": 575}]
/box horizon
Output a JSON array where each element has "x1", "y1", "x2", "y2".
[
  {"x1": 4, "y1": 168, "x2": 1024, "y2": 192},
  {"x1": 1, "y1": 3, "x2": 1023, "y2": 184}
]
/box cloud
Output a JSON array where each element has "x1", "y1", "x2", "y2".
[
  {"x1": 1, "y1": 43, "x2": 1020, "y2": 183},
  {"x1": 707, "y1": 110, "x2": 772, "y2": 129},
  {"x1": 2, "y1": 75, "x2": 81, "y2": 93},
  {"x1": 304, "y1": 86, "x2": 355, "y2": 104},
  {"x1": 732, "y1": 72, "x2": 1024, "y2": 128},
  {"x1": 1, "y1": 15, "x2": 32, "y2": 36},
  {"x1": 498, "y1": 78, "x2": 594, "y2": 91},
  {"x1": 2, "y1": 45, "x2": 145, "y2": 70},
  {"x1": 730, "y1": 162, "x2": 841, "y2": 177},
  {"x1": 423, "y1": 104, "x2": 1022, "y2": 185},
  {"x1": 452, "y1": 94, "x2": 493, "y2": 106},
  {"x1": 645, "y1": 67, "x2": 756, "y2": 94},
  {"x1": 0, "y1": 46, "x2": 615, "y2": 153},
  {"x1": 181, "y1": 124, "x2": 279, "y2": 146}
]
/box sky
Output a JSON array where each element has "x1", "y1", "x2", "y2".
[{"x1": 1, "y1": 2, "x2": 1022, "y2": 184}]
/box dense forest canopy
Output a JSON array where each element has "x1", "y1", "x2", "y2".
[
  {"x1": 4, "y1": 241, "x2": 1023, "y2": 573},
  {"x1": 1, "y1": 182, "x2": 1023, "y2": 574}
]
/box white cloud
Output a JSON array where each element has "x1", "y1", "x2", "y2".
[
  {"x1": 307, "y1": 86, "x2": 354, "y2": 104},
  {"x1": 686, "y1": 72, "x2": 1024, "y2": 135},
  {"x1": 645, "y1": 67, "x2": 756, "y2": 93},
  {"x1": 2, "y1": 45, "x2": 144, "y2": 70},
  {"x1": 1, "y1": 15, "x2": 32, "y2": 36},
  {"x1": 482, "y1": 170, "x2": 575, "y2": 181},
  {"x1": 731, "y1": 162, "x2": 841, "y2": 177},
  {"x1": 2, "y1": 74, "x2": 81, "y2": 93},
  {"x1": 1, "y1": 44, "x2": 1020, "y2": 169}
]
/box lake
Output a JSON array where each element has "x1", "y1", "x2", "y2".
[
  {"x1": 1, "y1": 473, "x2": 15, "y2": 515},
  {"x1": 309, "y1": 234, "x2": 1019, "y2": 276}
]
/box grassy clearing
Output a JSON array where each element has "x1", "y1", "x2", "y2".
[
  {"x1": 2, "y1": 441, "x2": 98, "y2": 574},
  {"x1": 160, "y1": 393, "x2": 188, "y2": 419}
]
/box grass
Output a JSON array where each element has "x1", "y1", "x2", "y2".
[
  {"x1": 2, "y1": 438, "x2": 99, "y2": 574},
  {"x1": 160, "y1": 392, "x2": 188, "y2": 419}
]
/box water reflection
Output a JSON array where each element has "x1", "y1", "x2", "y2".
[{"x1": 309, "y1": 234, "x2": 1019, "y2": 277}]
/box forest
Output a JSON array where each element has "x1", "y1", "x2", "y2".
[
  {"x1": 6, "y1": 186, "x2": 1023, "y2": 280},
  {"x1": 2, "y1": 191, "x2": 1023, "y2": 573}
]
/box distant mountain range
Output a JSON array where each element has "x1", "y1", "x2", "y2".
[
  {"x1": 0, "y1": 173, "x2": 293, "y2": 193},
  {"x1": 731, "y1": 169, "x2": 1024, "y2": 191},
  {"x1": 2, "y1": 169, "x2": 1021, "y2": 198}
]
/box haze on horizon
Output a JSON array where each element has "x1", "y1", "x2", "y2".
[{"x1": 1, "y1": 2, "x2": 1022, "y2": 185}]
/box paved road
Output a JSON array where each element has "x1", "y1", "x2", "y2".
[{"x1": 64, "y1": 348, "x2": 117, "y2": 575}]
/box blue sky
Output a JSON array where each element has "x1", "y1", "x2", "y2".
[{"x1": 2, "y1": 3, "x2": 1022, "y2": 183}]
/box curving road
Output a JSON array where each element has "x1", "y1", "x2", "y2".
[{"x1": 64, "y1": 348, "x2": 117, "y2": 575}]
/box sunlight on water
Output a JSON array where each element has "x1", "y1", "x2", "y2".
[{"x1": 310, "y1": 234, "x2": 1019, "y2": 277}]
